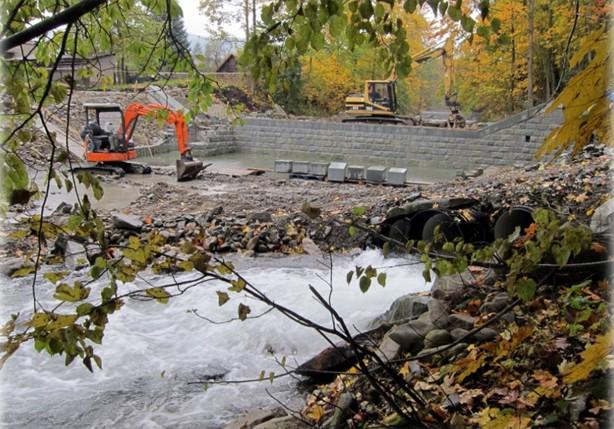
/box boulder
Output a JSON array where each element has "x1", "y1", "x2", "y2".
[
  {"x1": 224, "y1": 408, "x2": 285, "y2": 429},
  {"x1": 431, "y1": 273, "x2": 467, "y2": 300},
  {"x1": 375, "y1": 336, "x2": 401, "y2": 362},
  {"x1": 253, "y1": 416, "x2": 310, "y2": 429},
  {"x1": 473, "y1": 328, "x2": 498, "y2": 343},
  {"x1": 424, "y1": 329, "x2": 452, "y2": 349},
  {"x1": 387, "y1": 325, "x2": 424, "y2": 353},
  {"x1": 450, "y1": 328, "x2": 469, "y2": 342},
  {"x1": 369, "y1": 295, "x2": 430, "y2": 328},
  {"x1": 419, "y1": 299, "x2": 449, "y2": 328},
  {"x1": 301, "y1": 238, "x2": 322, "y2": 257},
  {"x1": 590, "y1": 199, "x2": 614, "y2": 234},
  {"x1": 112, "y1": 213, "x2": 143, "y2": 231},
  {"x1": 480, "y1": 292, "x2": 509, "y2": 314},
  {"x1": 449, "y1": 313, "x2": 476, "y2": 331},
  {"x1": 296, "y1": 345, "x2": 356, "y2": 382}
]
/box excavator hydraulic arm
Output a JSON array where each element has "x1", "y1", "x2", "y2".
[{"x1": 122, "y1": 103, "x2": 203, "y2": 180}]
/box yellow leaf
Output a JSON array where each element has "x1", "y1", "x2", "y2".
[
  {"x1": 472, "y1": 407, "x2": 532, "y2": 429},
  {"x1": 31, "y1": 312, "x2": 49, "y2": 328},
  {"x1": 562, "y1": 331, "x2": 613, "y2": 384},
  {"x1": 304, "y1": 404, "x2": 325, "y2": 422},
  {"x1": 47, "y1": 314, "x2": 78, "y2": 330},
  {"x1": 399, "y1": 361, "x2": 411, "y2": 378}
]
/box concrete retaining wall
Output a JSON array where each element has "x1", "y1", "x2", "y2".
[{"x1": 232, "y1": 106, "x2": 563, "y2": 169}]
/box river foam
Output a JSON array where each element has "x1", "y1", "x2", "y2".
[{"x1": 0, "y1": 249, "x2": 429, "y2": 428}]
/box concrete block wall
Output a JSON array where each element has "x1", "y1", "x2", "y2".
[
  {"x1": 191, "y1": 126, "x2": 237, "y2": 157},
  {"x1": 232, "y1": 106, "x2": 563, "y2": 169}
]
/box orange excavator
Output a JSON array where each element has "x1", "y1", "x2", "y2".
[{"x1": 78, "y1": 103, "x2": 204, "y2": 181}]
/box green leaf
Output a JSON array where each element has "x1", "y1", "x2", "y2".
[
  {"x1": 461, "y1": 15, "x2": 475, "y2": 33},
  {"x1": 516, "y1": 277, "x2": 537, "y2": 302},
  {"x1": 476, "y1": 25, "x2": 490, "y2": 38},
  {"x1": 490, "y1": 18, "x2": 501, "y2": 33},
  {"x1": 447, "y1": 6, "x2": 461, "y2": 21},
  {"x1": 43, "y1": 271, "x2": 69, "y2": 284},
  {"x1": 351, "y1": 206, "x2": 366, "y2": 216},
  {"x1": 346, "y1": 270, "x2": 354, "y2": 284},
  {"x1": 359, "y1": 276, "x2": 371, "y2": 293},
  {"x1": 238, "y1": 303, "x2": 251, "y2": 321},
  {"x1": 552, "y1": 244, "x2": 572, "y2": 267},
  {"x1": 145, "y1": 287, "x2": 170, "y2": 304},
  {"x1": 377, "y1": 272, "x2": 387, "y2": 287},
  {"x1": 76, "y1": 303, "x2": 94, "y2": 316},
  {"x1": 269, "y1": 371, "x2": 275, "y2": 384},
  {"x1": 259, "y1": 370, "x2": 265, "y2": 380},
  {"x1": 374, "y1": 3, "x2": 385, "y2": 18},
  {"x1": 216, "y1": 291, "x2": 230, "y2": 306},
  {"x1": 404, "y1": 0, "x2": 418, "y2": 13}
]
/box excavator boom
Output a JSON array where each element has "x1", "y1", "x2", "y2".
[{"x1": 80, "y1": 103, "x2": 204, "y2": 180}]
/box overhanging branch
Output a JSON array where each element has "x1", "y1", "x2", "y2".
[{"x1": 0, "y1": 0, "x2": 107, "y2": 53}]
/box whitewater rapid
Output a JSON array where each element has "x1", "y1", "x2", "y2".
[{"x1": 0, "y1": 249, "x2": 429, "y2": 428}]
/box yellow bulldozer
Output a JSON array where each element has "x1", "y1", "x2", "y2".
[{"x1": 343, "y1": 38, "x2": 465, "y2": 128}]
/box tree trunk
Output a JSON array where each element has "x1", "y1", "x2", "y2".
[
  {"x1": 244, "y1": 0, "x2": 250, "y2": 41},
  {"x1": 527, "y1": 0, "x2": 534, "y2": 108},
  {"x1": 252, "y1": 0, "x2": 256, "y2": 34}
]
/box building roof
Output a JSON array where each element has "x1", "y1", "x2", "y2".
[{"x1": 216, "y1": 54, "x2": 237, "y2": 72}]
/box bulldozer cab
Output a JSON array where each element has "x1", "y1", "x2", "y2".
[
  {"x1": 82, "y1": 103, "x2": 132, "y2": 152},
  {"x1": 365, "y1": 80, "x2": 397, "y2": 112}
]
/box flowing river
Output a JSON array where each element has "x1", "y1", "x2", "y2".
[{"x1": 0, "y1": 250, "x2": 429, "y2": 428}]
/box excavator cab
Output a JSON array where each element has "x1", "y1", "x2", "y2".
[
  {"x1": 79, "y1": 103, "x2": 204, "y2": 181},
  {"x1": 343, "y1": 80, "x2": 404, "y2": 124}
]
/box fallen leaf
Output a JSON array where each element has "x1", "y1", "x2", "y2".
[{"x1": 562, "y1": 331, "x2": 613, "y2": 384}]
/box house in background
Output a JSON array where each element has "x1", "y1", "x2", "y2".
[
  {"x1": 4, "y1": 43, "x2": 116, "y2": 87},
  {"x1": 216, "y1": 54, "x2": 237, "y2": 73}
]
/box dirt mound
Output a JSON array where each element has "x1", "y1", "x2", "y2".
[{"x1": 213, "y1": 86, "x2": 267, "y2": 112}]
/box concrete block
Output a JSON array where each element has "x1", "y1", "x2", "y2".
[
  {"x1": 309, "y1": 162, "x2": 328, "y2": 177},
  {"x1": 274, "y1": 160, "x2": 293, "y2": 173},
  {"x1": 347, "y1": 165, "x2": 365, "y2": 181},
  {"x1": 366, "y1": 166, "x2": 387, "y2": 183},
  {"x1": 327, "y1": 162, "x2": 347, "y2": 182},
  {"x1": 291, "y1": 161, "x2": 309, "y2": 174}
]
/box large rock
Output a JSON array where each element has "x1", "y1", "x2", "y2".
[
  {"x1": 301, "y1": 238, "x2": 322, "y2": 257},
  {"x1": 424, "y1": 329, "x2": 452, "y2": 349},
  {"x1": 369, "y1": 295, "x2": 430, "y2": 328},
  {"x1": 480, "y1": 292, "x2": 509, "y2": 314},
  {"x1": 431, "y1": 273, "x2": 467, "y2": 300},
  {"x1": 111, "y1": 213, "x2": 143, "y2": 231},
  {"x1": 224, "y1": 408, "x2": 285, "y2": 429},
  {"x1": 418, "y1": 299, "x2": 449, "y2": 328},
  {"x1": 590, "y1": 199, "x2": 614, "y2": 234},
  {"x1": 450, "y1": 328, "x2": 469, "y2": 342},
  {"x1": 296, "y1": 345, "x2": 355, "y2": 382},
  {"x1": 448, "y1": 313, "x2": 476, "y2": 330},
  {"x1": 473, "y1": 328, "x2": 498, "y2": 343},
  {"x1": 253, "y1": 416, "x2": 310, "y2": 429},
  {"x1": 375, "y1": 336, "x2": 401, "y2": 362},
  {"x1": 387, "y1": 324, "x2": 427, "y2": 353}
]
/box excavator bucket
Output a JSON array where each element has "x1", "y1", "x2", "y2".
[{"x1": 176, "y1": 158, "x2": 204, "y2": 181}]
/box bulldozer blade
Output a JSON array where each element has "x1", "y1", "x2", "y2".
[{"x1": 176, "y1": 159, "x2": 204, "y2": 181}]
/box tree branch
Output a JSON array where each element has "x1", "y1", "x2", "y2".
[{"x1": 0, "y1": 0, "x2": 107, "y2": 53}]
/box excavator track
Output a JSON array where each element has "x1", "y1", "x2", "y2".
[{"x1": 71, "y1": 162, "x2": 152, "y2": 177}]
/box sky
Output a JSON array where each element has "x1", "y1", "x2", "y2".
[{"x1": 177, "y1": 0, "x2": 244, "y2": 39}]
